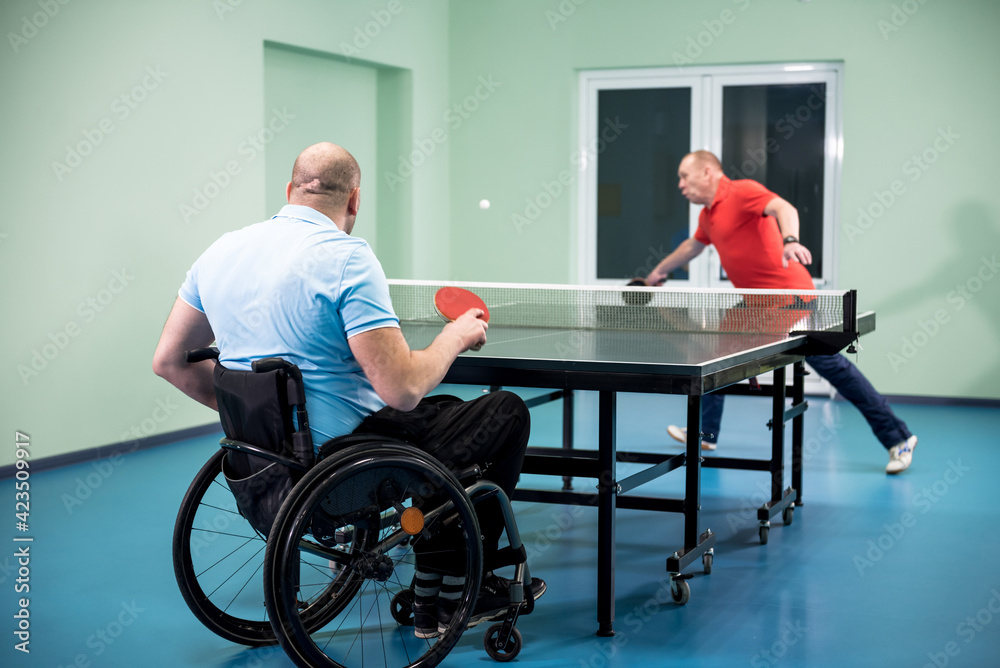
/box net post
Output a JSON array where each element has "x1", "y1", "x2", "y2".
[{"x1": 843, "y1": 289, "x2": 858, "y2": 334}]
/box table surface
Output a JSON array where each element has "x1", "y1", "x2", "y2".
[{"x1": 401, "y1": 321, "x2": 810, "y2": 377}]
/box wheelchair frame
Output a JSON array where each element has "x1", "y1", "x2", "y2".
[{"x1": 172, "y1": 348, "x2": 531, "y2": 667}]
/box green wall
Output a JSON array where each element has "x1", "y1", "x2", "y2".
[
  {"x1": 2, "y1": 0, "x2": 998, "y2": 467},
  {"x1": 0, "y1": 0, "x2": 451, "y2": 465},
  {"x1": 447, "y1": 0, "x2": 1000, "y2": 400}
]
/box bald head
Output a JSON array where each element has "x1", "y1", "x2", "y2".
[
  {"x1": 678, "y1": 150, "x2": 724, "y2": 206},
  {"x1": 288, "y1": 142, "x2": 360, "y2": 208},
  {"x1": 286, "y1": 143, "x2": 362, "y2": 232},
  {"x1": 684, "y1": 150, "x2": 722, "y2": 173}
]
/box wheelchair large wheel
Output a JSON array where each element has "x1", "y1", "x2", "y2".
[
  {"x1": 173, "y1": 449, "x2": 276, "y2": 645},
  {"x1": 173, "y1": 450, "x2": 356, "y2": 646},
  {"x1": 264, "y1": 443, "x2": 483, "y2": 668}
]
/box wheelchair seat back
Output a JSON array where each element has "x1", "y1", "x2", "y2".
[{"x1": 214, "y1": 361, "x2": 314, "y2": 536}]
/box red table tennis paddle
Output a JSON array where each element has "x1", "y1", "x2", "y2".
[
  {"x1": 434, "y1": 287, "x2": 490, "y2": 351},
  {"x1": 434, "y1": 286, "x2": 490, "y2": 323}
]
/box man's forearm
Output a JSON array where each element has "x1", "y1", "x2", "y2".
[
  {"x1": 647, "y1": 238, "x2": 705, "y2": 284},
  {"x1": 158, "y1": 362, "x2": 218, "y2": 410},
  {"x1": 764, "y1": 197, "x2": 812, "y2": 266},
  {"x1": 766, "y1": 197, "x2": 801, "y2": 240},
  {"x1": 776, "y1": 210, "x2": 801, "y2": 240}
]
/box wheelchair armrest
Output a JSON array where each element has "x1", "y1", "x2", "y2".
[
  {"x1": 185, "y1": 347, "x2": 220, "y2": 363},
  {"x1": 456, "y1": 465, "x2": 482, "y2": 485},
  {"x1": 220, "y1": 438, "x2": 310, "y2": 472}
]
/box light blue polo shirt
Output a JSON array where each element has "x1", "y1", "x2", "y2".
[{"x1": 179, "y1": 204, "x2": 399, "y2": 444}]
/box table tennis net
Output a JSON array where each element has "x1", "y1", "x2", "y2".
[{"x1": 388, "y1": 280, "x2": 855, "y2": 335}]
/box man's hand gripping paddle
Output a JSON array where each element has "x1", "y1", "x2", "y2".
[
  {"x1": 433, "y1": 286, "x2": 490, "y2": 351},
  {"x1": 623, "y1": 278, "x2": 654, "y2": 306}
]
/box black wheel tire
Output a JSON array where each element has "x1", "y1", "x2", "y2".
[
  {"x1": 484, "y1": 624, "x2": 522, "y2": 662},
  {"x1": 391, "y1": 589, "x2": 415, "y2": 626},
  {"x1": 264, "y1": 443, "x2": 483, "y2": 668},
  {"x1": 783, "y1": 506, "x2": 794, "y2": 526},
  {"x1": 172, "y1": 450, "x2": 276, "y2": 646},
  {"x1": 670, "y1": 578, "x2": 690, "y2": 605}
]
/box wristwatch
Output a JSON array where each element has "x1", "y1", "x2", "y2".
[{"x1": 782, "y1": 236, "x2": 799, "y2": 245}]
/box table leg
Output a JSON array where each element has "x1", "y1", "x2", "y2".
[
  {"x1": 769, "y1": 366, "x2": 786, "y2": 503},
  {"x1": 562, "y1": 389, "x2": 574, "y2": 490},
  {"x1": 596, "y1": 390, "x2": 616, "y2": 636},
  {"x1": 792, "y1": 361, "x2": 805, "y2": 506},
  {"x1": 685, "y1": 394, "x2": 702, "y2": 549}
]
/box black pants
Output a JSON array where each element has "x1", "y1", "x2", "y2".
[{"x1": 353, "y1": 390, "x2": 530, "y2": 572}]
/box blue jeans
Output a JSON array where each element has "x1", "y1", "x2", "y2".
[{"x1": 701, "y1": 354, "x2": 911, "y2": 450}]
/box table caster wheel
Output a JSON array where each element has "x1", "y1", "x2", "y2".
[
  {"x1": 702, "y1": 550, "x2": 713, "y2": 575},
  {"x1": 670, "y1": 577, "x2": 690, "y2": 605},
  {"x1": 782, "y1": 506, "x2": 794, "y2": 526}
]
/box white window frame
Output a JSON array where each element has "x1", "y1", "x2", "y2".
[{"x1": 577, "y1": 63, "x2": 844, "y2": 289}]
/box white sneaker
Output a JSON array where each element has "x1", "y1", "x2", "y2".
[
  {"x1": 886, "y1": 435, "x2": 917, "y2": 474},
  {"x1": 667, "y1": 425, "x2": 716, "y2": 451}
]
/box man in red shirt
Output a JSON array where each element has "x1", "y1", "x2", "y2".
[{"x1": 645, "y1": 151, "x2": 917, "y2": 474}]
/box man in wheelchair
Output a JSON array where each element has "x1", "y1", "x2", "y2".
[{"x1": 153, "y1": 142, "x2": 545, "y2": 644}]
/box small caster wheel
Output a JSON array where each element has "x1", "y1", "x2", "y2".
[
  {"x1": 702, "y1": 550, "x2": 713, "y2": 575},
  {"x1": 484, "y1": 624, "x2": 522, "y2": 662},
  {"x1": 759, "y1": 524, "x2": 770, "y2": 545},
  {"x1": 390, "y1": 589, "x2": 414, "y2": 626},
  {"x1": 782, "y1": 506, "x2": 794, "y2": 526},
  {"x1": 670, "y1": 577, "x2": 690, "y2": 605}
]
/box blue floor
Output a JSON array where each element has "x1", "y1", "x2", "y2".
[{"x1": 4, "y1": 390, "x2": 999, "y2": 667}]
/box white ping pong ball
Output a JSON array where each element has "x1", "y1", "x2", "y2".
[{"x1": 479, "y1": 199, "x2": 490, "y2": 210}]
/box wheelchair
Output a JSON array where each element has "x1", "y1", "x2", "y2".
[{"x1": 172, "y1": 348, "x2": 532, "y2": 667}]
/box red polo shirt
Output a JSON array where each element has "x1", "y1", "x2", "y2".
[{"x1": 693, "y1": 176, "x2": 814, "y2": 291}]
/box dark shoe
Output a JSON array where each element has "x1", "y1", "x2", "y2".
[
  {"x1": 435, "y1": 574, "x2": 468, "y2": 635},
  {"x1": 412, "y1": 598, "x2": 439, "y2": 639},
  {"x1": 467, "y1": 574, "x2": 547, "y2": 628},
  {"x1": 523, "y1": 576, "x2": 547, "y2": 614}
]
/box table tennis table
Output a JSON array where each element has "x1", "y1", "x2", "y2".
[{"x1": 391, "y1": 280, "x2": 872, "y2": 637}]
